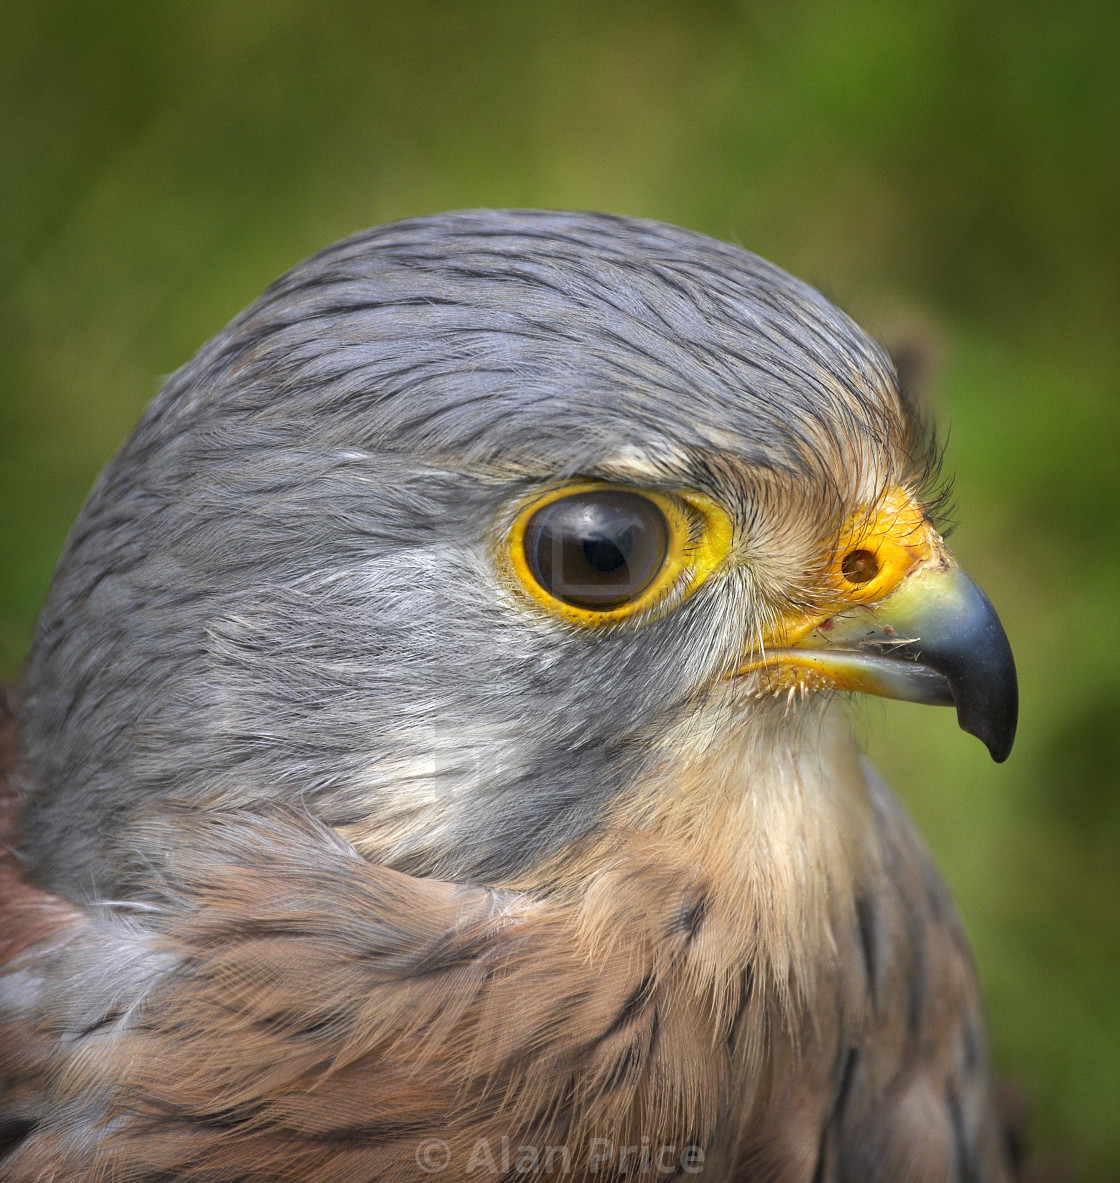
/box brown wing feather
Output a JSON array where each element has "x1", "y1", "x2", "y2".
[{"x1": 1, "y1": 803, "x2": 700, "y2": 1179}]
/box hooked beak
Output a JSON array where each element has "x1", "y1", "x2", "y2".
[
  {"x1": 734, "y1": 493, "x2": 1018, "y2": 762},
  {"x1": 795, "y1": 561, "x2": 1017, "y2": 761}
]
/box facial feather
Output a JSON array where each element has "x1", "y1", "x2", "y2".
[{"x1": 16, "y1": 210, "x2": 924, "y2": 902}]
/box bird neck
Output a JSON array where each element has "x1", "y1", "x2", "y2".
[{"x1": 518, "y1": 696, "x2": 878, "y2": 1026}]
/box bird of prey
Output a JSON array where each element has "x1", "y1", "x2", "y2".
[{"x1": 0, "y1": 211, "x2": 1017, "y2": 1181}]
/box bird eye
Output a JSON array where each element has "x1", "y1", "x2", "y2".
[
  {"x1": 522, "y1": 491, "x2": 670, "y2": 609},
  {"x1": 507, "y1": 482, "x2": 733, "y2": 624}
]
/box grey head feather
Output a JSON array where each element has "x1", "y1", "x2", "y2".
[{"x1": 17, "y1": 209, "x2": 918, "y2": 901}]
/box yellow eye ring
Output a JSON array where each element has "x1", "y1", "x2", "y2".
[{"x1": 504, "y1": 482, "x2": 734, "y2": 626}]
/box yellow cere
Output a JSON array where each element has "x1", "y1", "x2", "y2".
[
  {"x1": 506, "y1": 482, "x2": 735, "y2": 626},
  {"x1": 762, "y1": 487, "x2": 941, "y2": 647}
]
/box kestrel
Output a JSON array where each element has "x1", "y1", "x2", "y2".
[{"x1": 0, "y1": 211, "x2": 1017, "y2": 1181}]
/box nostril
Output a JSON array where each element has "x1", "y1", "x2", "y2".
[{"x1": 842, "y1": 548, "x2": 880, "y2": 585}]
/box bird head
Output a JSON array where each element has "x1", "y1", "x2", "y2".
[{"x1": 18, "y1": 211, "x2": 1016, "y2": 902}]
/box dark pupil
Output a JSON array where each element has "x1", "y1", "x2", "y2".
[{"x1": 524, "y1": 491, "x2": 670, "y2": 609}]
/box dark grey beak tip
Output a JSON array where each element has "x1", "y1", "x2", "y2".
[
  {"x1": 958, "y1": 685, "x2": 1018, "y2": 763},
  {"x1": 926, "y1": 574, "x2": 1019, "y2": 764}
]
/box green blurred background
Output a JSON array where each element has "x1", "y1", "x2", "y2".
[{"x1": 2, "y1": 1, "x2": 1117, "y2": 1176}]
